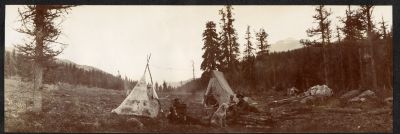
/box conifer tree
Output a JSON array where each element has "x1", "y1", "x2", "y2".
[
  {"x1": 341, "y1": 5, "x2": 365, "y2": 41},
  {"x1": 242, "y1": 25, "x2": 256, "y2": 84},
  {"x1": 15, "y1": 5, "x2": 74, "y2": 112},
  {"x1": 218, "y1": 5, "x2": 240, "y2": 71},
  {"x1": 201, "y1": 21, "x2": 220, "y2": 72},
  {"x1": 256, "y1": 28, "x2": 269, "y2": 56}
]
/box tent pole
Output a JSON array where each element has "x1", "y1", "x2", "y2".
[
  {"x1": 147, "y1": 54, "x2": 153, "y2": 85},
  {"x1": 146, "y1": 54, "x2": 163, "y2": 113}
]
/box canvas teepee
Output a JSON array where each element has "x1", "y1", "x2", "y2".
[
  {"x1": 203, "y1": 70, "x2": 237, "y2": 107},
  {"x1": 111, "y1": 55, "x2": 161, "y2": 118}
]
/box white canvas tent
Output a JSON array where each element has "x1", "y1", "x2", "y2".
[
  {"x1": 111, "y1": 55, "x2": 161, "y2": 118},
  {"x1": 203, "y1": 70, "x2": 237, "y2": 107}
]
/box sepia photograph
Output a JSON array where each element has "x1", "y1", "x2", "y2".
[{"x1": 4, "y1": 4, "x2": 393, "y2": 133}]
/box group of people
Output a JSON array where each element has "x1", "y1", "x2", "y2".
[{"x1": 166, "y1": 93, "x2": 259, "y2": 126}]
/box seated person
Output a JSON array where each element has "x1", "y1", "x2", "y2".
[
  {"x1": 168, "y1": 98, "x2": 186, "y2": 123},
  {"x1": 167, "y1": 106, "x2": 179, "y2": 123},
  {"x1": 236, "y1": 94, "x2": 259, "y2": 114},
  {"x1": 226, "y1": 95, "x2": 238, "y2": 123},
  {"x1": 204, "y1": 94, "x2": 218, "y2": 108},
  {"x1": 172, "y1": 98, "x2": 190, "y2": 123}
]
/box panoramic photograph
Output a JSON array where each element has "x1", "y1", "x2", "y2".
[{"x1": 4, "y1": 5, "x2": 393, "y2": 133}]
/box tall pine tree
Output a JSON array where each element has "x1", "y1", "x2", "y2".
[
  {"x1": 243, "y1": 26, "x2": 255, "y2": 61},
  {"x1": 341, "y1": 5, "x2": 365, "y2": 41},
  {"x1": 305, "y1": 5, "x2": 332, "y2": 85},
  {"x1": 256, "y1": 28, "x2": 269, "y2": 56},
  {"x1": 15, "y1": 5, "x2": 74, "y2": 112},
  {"x1": 217, "y1": 9, "x2": 229, "y2": 71},
  {"x1": 201, "y1": 21, "x2": 220, "y2": 72},
  {"x1": 306, "y1": 5, "x2": 332, "y2": 45},
  {"x1": 242, "y1": 25, "x2": 256, "y2": 84},
  {"x1": 218, "y1": 5, "x2": 240, "y2": 71}
]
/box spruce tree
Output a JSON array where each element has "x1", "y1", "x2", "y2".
[
  {"x1": 256, "y1": 28, "x2": 269, "y2": 56},
  {"x1": 217, "y1": 9, "x2": 229, "y2": 71},
  {"x1": 305, "y1": 5, "x2": 332, "y2": 85},
  {"x1": 225, "y1": 5, "x2": 240, "y2": 70},
  {"x1": 242, "y1": 26, "x2": 256, "y2": 84},
  {"x1": 15, "y1": 5, "x2": 74, "y2": 112},
  {"x1": 341, "y1": 5, "x2": 365, "y2": 41},
  {"x1": 379, "y1": 16, "x2": 388, "y2": 39},
  {"x1": 243, "y1": 26, "x2": 255, "y2": 61},
  {"x1": 201, "y1": 21, "x2": 220, "y2": 72},
  {"x1": 306, "y1": 5, "x2": 332, "y2": 45},
  {"x1": 218, "y1": 5, "x2": 240, "y2": 71}
]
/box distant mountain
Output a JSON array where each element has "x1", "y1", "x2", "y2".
[{"x1": 270, "y1": 38, "x2": 302, "y2": 52}]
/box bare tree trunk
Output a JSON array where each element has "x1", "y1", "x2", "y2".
[
  {"x1": 347, "y1": 48, "x2": 354, "y2": 89},
  {"x1": 338, "y1": 44, "x2": 345, "y2": 90},
  {"x1": 385, "y1": 39, "x2": 393, "y2": 90},
  {"x1": 364, "y1": 6, "x2": 378, "y2": 90},
  {"x1": 358, "y1": 48, "x2": 364, "y2": 89},
  {"x1": 32, "y1": 6, "x2": 45, "y2": 113},
  {"x1": 322, "y1": 45, "x2": 329, "y2": 86},
  {"x1": 32, "y1": 62, "x2": 43, "y2": 112},
  {"x1": 368, "y1": 41, "x2": 378, "y2": 90}
]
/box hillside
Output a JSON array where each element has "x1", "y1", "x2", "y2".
[
  {"x1": 6, "y1": 46, "x2": 103, "y2": 72},
  {"x1": 54, "y1": 58, "x2": 103, "y2": 72},
  {"x1": 4, "y1": 49, "x2": 136, "y2": 90}
]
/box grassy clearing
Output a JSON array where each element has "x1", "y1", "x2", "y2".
[{"x1": 4, "y1": 79, "x2": 392, "y2": 133}]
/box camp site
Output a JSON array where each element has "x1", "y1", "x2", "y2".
[{"x1": 4, "y1": 5, "x2": 393, "y2": 133}]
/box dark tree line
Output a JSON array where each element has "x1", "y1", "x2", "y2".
[
  {"x1": 5, "y1": 51, "x2": 137, "y2": 90},
  {"x1": 200, "y1": 5, "x2": 392, "y2": 96},
  {"x1": 154, "y1": 81, "x2": 176, "y2": 92}
]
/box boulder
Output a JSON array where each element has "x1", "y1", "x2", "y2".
[
  {"x1": 357, "y1": 90, "x2": 376, "y2": 98},
  {"x1": 340, "y1": 90, "x2": 361, "y2": 100},
  {"x1": 348, "y1": 90, "x2": 376, "y2": 102},
  {"x1": 304, "y1": 85, "x2": 333, "y2": 97}
]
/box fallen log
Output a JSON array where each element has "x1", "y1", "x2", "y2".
[
  {"x1": 269, "y1": 95, "x2": 307, "y2": 106},
  {"x1": 339, "y1": 90, "x2": 361, "y2": 100},
  {"x1": 235, "y1": 114, "x2": 275, "y2": 125},
  {"x1": 245, "y1": 125, "x2": 271, "y2": 129},
  {"x1": 277, "y1": 115, "x2": 311, "y2": 121},
  {"x1": 365, "y1": 108, "x2": 392, "y2": 115},
  {"x1": 320, "y1": 107, "x2": 363, "y2": 113}
]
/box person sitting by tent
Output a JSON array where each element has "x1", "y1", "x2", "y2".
[
  {"x1": 236, "y1": 94, "x2": 259, "y2": 114},
  {"x1": 167, "y1": 106, "x2": 179, "y2": 124},
  {"x1": 167, "y1": 98, "x2": 188, "y2": 124},
  {"x1": 227, "y1": 95, "x2": 239, "y2": 123},
  {"x1": 228, "y1": 95, "x2": 237, "y2": 107},
  {"x1": 204, "y1": 93, "x2": 219, "y2": 108}
]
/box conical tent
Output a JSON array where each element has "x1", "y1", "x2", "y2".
[
  {"x1": 111, "y1": 55, "x2": 161, "y2": 118},
  {"x1": 203, "y1": 70, "x2": 237, "y2": 106}
]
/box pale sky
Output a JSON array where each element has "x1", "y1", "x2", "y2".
[{"x1": 5, "y1": 5, "x2": 392, "y2": 83}]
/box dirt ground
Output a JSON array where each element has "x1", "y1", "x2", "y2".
[{"x1": 4, "y1": 79, "x2": 393, "y2": 133}]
